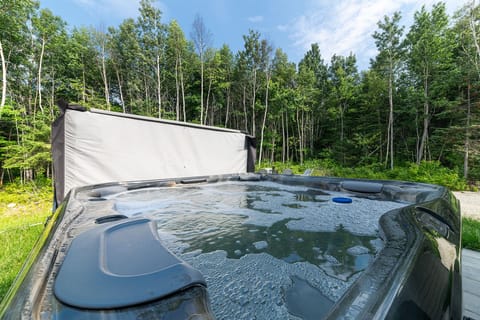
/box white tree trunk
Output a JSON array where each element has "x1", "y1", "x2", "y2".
[
  {"x1": 156, "y1": 55, "x2": 162, "y2": 118},
  {"x1": 224, "y1": 87, "x2": 230, "y2": 127},
  {"x1": 385, "y1": 63, "x2": 394, "y2": 169},
  {"x1": 200, "y1": 55, "x2": 204, "y2": 124},
  {"x1": 115, "y1": 68, "x2": 125, "y2": 113},
  {"x1": 417, "y1": 68, "x2": 429, "y2": 164},
  {"x1": 281, "y1": 112, "x2": 286, "y2": 163},
  {"x1": 464, "y1": 82, "x2": 471, "y2": 179},
  {"x1": 51, "y1": 70, "x2": 56, "y2": 118},
  {"x1": 204, "y1": 77, "x2": 212, "y2": 125},
  {"x1": 258, "y1": 75, "x2": 270, "y2": 165},
  {"x1": 82, "y1": 66, "x2": 86, "y2": 104},
  {"x1": 296, "y1": 107, "x2": 304, "y2": 164},
  {"x1": 470, "y1": 0, "x2": 480, "y2": 79},
  {"x1": 251, "y1": 69, "x2": 257, "y2": 136},
  {"x1": 37, "y1": 38, "x2": 46, "y2": 113},
  {"x1": 179, "y1": 57, "x2": 186, "y2": 122},
  {"x1": 101, "y1": 43, "x2": 110, "y2": 109},
  {"x1": 175, "y1": 58, "x2": 180, "y2": 121},
  {"x1": 0, "y1": 40, "x2": 7, "y2": 113},
  {"x1": 243, "y1": 85, "x2": 248, "y2": 132}
]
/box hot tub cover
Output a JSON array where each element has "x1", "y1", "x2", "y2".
[{"x1": 51, "y1": 106, "x2": 256, "y2": 204}]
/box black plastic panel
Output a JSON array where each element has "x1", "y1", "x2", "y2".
[
  {"x1": 54, "y1": 218, "x2": 206, "y2": 309},
  {"x1": 341, "y1": 181, "x2": 383, "y2": 193}
]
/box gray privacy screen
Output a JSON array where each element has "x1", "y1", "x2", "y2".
[{"x1": 52, "y1": 107, "x2": 256, "y2": 204}]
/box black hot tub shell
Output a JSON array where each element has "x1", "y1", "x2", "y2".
[{"x1": 0, "y1": 173, "x2": 462, "y2": 319}]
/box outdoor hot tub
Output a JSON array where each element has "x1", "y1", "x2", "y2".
[
  {"x1": 0, "y1": 107, "x2": 463, "y2": 319},
  {"x1": 0, "y1": 173, "x2": 462, "y2": 319}
]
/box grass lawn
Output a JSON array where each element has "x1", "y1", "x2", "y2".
[
  {"x1": 0, "y1": 181, "x2": 52, "y2": 302},
  {"x1": 463, "y1": 217, "x2": 480, "y2": 251}
]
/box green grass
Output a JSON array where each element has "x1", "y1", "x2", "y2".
[
  {"x1": 0, "y1": 180, "x2": 52, "y2": 302},
  {"x1": 462, "y1": 217, "x2": 480, "y2": 251}
]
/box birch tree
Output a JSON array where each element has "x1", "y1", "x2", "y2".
[
  {"x1": 373, "y1": 12, "x2": 404, "y2": 169},
  {"x1": 406, "y1": 3, "x2": 453, "y2": 164},
  {"x1": 32, "y1": 9, "x2": 66, "y2": 114},
  {"x1": 258, "y1": 39, "x2": 273, "y2": 164},
  {"x1": 191, "y1": 14, "x2": 212, "y2": 124},
  {"x1": 0, "y1": 0, "x2": 37, "y2": 115},
  {"x1": 137, "y1": 0, "x2": 165, "y2": 117},
  {"x1": 92, "y1": 27, "x2": 110, "y2": 109},
  {"x1": 452, "y1": 1, "x2": 480, "y2": 179},
  {"x1": 242, "y1": 30, "x2": 262, "y2": 136},
  {"x1": 166, "y1": 20, "x2": 188, "y2": 121}
]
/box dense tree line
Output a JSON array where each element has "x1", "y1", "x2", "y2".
[{"x1": 0, "y1": 0, "x2": 479, "y2": 184}]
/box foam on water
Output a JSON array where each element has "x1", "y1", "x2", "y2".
[
  {"x1": 183, "y1": 250, "x2": 356, "y2": 320},
  {"x1": 253, "y1": 241, "x2": 269, "y2": 250},
  {"x1": 105, "y1": 180, "x2": 408, "y2": 318},
  {"x1": 110, "y1": 181, "x2": 405, "y2": 235}
]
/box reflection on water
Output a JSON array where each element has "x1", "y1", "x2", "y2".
[
  {"x1": 294, "y1": 189, "x2": 330, "y2": 202},
  {"x1": 285, "y1": 276, "x2": 334, "y2": 320},
  {"x1": 110, "y1": 180, "x2": 393, "y2": 280},
  {"x1": 155, "y1": 213, "x2": 377, "y2": 281}
]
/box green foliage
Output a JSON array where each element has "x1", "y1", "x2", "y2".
[
  {"x1": 0, "y1": 178, "x2": 52, "y2": 207},
  {"x1": 0, "y1": 1, "x2": 480, "y2": 185},
  {"x1": 0, "y1": 107, "x2": 51, "y2": 177},
  {"x1": 0, "y1": 179, "x2": 52, "y2": 300},
  {"x1": 462, "y1": 217, "x2": 480, "y2": 251},
  {"x1": 258, "y1": 160, "x2": 468, "y2": 190}
]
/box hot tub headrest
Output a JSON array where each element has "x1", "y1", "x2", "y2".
[{"x1": 54, "y1": 218, "x2": 206, "y2": 309}]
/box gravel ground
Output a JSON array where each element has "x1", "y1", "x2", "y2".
[{"x1": 452, "y1": 192, "x2": 480, "y2": 220}]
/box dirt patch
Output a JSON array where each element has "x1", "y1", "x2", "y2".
[{"x1": 452, "y1": 192, "x2": 480, "y2": 220}]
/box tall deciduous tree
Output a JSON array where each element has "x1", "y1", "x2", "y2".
[
  {"x1": 191, "y1": 14, "x2": 212, "y2": 124},
  {"x1": 0, "y1": 0, "x2": 37, "y2": 114},
  {"x1": 217, "y1": 44, "x2": 234, "y2": 127},
  {"x1": 109, "y1": 19, "x2": 142, "y2": 113},
  {"x1": 166, "y1": 20, "x2": 188, "y2": 121},
  {"x1": 452, "y1": 1, "x2": 480, "y2": 179},
  {"x1": 92, "y1": 27, "x2": 110, "y2": 109},
  {"x1": 32, "y1": 9, "x2": 66, "y2": 114},
  {"x1": 298, "y1": 43, "x2": 329, "y2": 158},
  {"x1": 328, "y1": 54, "x2": 359, "y2": 163},
  {"x1": 258, "y1": 39, "x2": 273, "y2": 164},
  {"x1": 1, "y1": 0, "x2": 480, "y2": 184},
  {"x1": 406, "y1": 3, "x2": 453, "y2": 164},
  {"x1": 373, "y1": 11, "x2": 404, "y2": 169},
  {"x1": 242, "y1": 29, "x2": 262, "y2": 136},
  {"x1": 271, "y1": 49, "x2": 296, "y2": 163},
  {"x1": 137, "y1": 0, "x2": 165, "y2": 117}
]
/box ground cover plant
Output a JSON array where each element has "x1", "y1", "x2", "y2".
[{"x1": 0, "y1": 180, "x2": 52, "y2": 301}]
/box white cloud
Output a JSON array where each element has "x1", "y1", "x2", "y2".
[
  {"x1": 248, "y1": 15, "x2": 264, "y2": 23},
  {"x1": 73, "y1": 0, "x2": 141, "y2": 24},
  {"x1": 288, "y1": 0, "x2": 468, "y2": 69}
]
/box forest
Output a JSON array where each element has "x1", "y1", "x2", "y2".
[{"x1": 0, "y1": 0, "x2": 479, "y2": 185}]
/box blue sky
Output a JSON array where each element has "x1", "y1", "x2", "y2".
[{"x1": 40, "y1": 0, "x2": 466, "y2": 70}]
